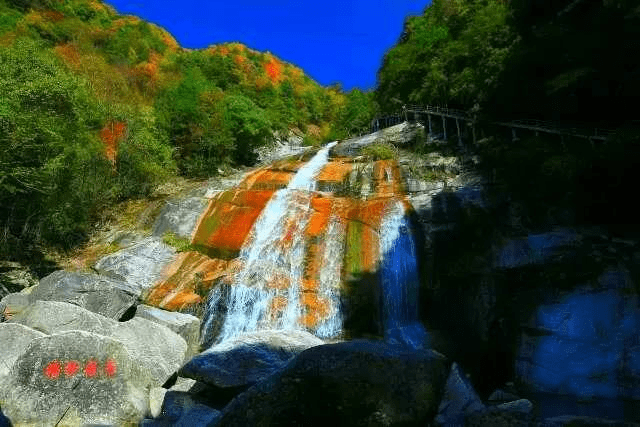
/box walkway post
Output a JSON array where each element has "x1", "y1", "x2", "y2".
[
  {"x1": 442, "y1": 116, "x2": 447, "y2": 141},
  {"x1": 428, "y1": 114, "x2": 432, "y2": 134},
  {"x1": 511, "y1": 128, "x2": 517, "y2": 142},
  {"x1": 456, "y1": 118, "x2": 462, "y2": 148}
]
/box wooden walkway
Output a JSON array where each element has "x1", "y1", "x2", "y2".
[{"x1": 371, "y1": 105, "x2": 613, "y2": 144}]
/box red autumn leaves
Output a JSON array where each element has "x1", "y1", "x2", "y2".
[
  {"x1": 99, "y1": 121, "x2": 127, "y2": 165},
  {"x1": 43, "y1": 359, "x2": 117, "y2": 380}
]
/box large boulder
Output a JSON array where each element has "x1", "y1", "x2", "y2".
[
  {"x1": 180, "y1": 330, "x2": 324, "y2": 388},
  {"x1": 94, "y1": 237, "x2": 176, "y2": 297},
  {"x1": 0, "y1": 331, "x2": 153, "y2": 426},
  {"x1": 7, "y1": 301, "x2": 187, "y2": 386},
  {"x1": 152, "y1": 197, "x2": 208, "y2": 240},
  {"x1": 134, "y1": 304, "x2": 201, "y2": 360},
  {"x1": 435, "y1": 362, "x2": 486, "y2": 426},
  {"x1": 28, "y1": 270, "x2": 138, "y2": 320},
  {"x1": 0, "y1": 323, "x2": 46, "y2": 379},
  {"x1": 214, "y1": 340, "x2": 448, "y2": 426},
  {"x1": 516, "y1": 284, "x2": 640, "y2": 400}
]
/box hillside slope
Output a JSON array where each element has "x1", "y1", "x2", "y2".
[{"x1": 0, "y1": 0, "x2": 377, "y2": 260}]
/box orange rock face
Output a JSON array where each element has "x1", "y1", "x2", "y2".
[
  {"x1": 373, "y1": 160, "x2": 404, "y2": 197},
  {"x1": 300, "y1": 292, "x2": 331, "y2": 329},
  {"x1": 145, "y1": 251, "x2": 230, "y2": 312},
  {"x1": 317, "y1": 161, "x2": 353, "y2": 184}
]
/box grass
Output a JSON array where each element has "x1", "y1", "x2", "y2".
[
  {"x1": 162, "y1": 231, "x2": 198, "y2": 252},
  {"x1": 362, "y1": 142, "x2": 397, "y2": 160}
]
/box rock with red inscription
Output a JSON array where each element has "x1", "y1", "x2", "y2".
[
  {"x1": 0, "y1": 323, "x2": 46, "y2": 379},
  {"x1": 0, "y1": 330, "x2": 153, "y2": 426},
  {"x1": 213, "y1": 340, "x2": 448, "y2": 426},
  {"x1": 28, "y1": 270, "x2": 138, "y2": 320},
  {"x1": 7, "y1": 301, "x2": 187, "y2": 386}
]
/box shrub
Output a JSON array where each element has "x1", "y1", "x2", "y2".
[{"x1": 362, "y1": 143, "x2": 397, "y2": 160}]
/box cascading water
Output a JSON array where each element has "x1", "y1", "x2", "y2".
[
  {"x1": 314, "y1": 214, "x2": 345, "y2": 338},
  {"x1": 202, "y1": 142, "x2": 338, "y2": 346},
  {"x1": 379, "y1": 200, "x2": 429, "y2": 349}
]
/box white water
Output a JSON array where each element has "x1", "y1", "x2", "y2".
[
  {"x1": 202, "y1": 142, "x2": 337, "y2": 346},
  {"x1": 314, "y1": 215, "x2": 345, "y2": 338}
]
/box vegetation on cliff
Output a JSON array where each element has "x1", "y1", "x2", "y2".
[
  {"x1": 0, "y1": 0, "x2": 375, "y2": 258},
  {"x1": 376, "y1": 0, "x2": 640, "y2": 126},
  {"x1": 375, "y1": 0, "x2": 640, "y2": 230}
]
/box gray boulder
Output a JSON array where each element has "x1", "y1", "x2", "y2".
[
  {"x1": 152, "y1": 197, "x2": 208, "y2": 239},
  {"x1": 0, "y1": 330, "x2": 153, "y2": 426},
  {"x1": 0, "y1": 292, "x2": 30, "y2": 321},
  {"x1": 180, "y1": 330, "x2": 323, "y2": 388},
  {"x1": 94, "y1": 237, "x2": 176, "y2": 297},
  {"x1": 134, "y1": 305, "x2": 201, "y2": 360},
  {"x1": 435, "y1": 362, "x2": 486, "y2": 426},
  {"x1": 8, "y1": 301, "x2": 187, "y2": 386},
  {"x1": 29, "y1": 270, "x2": 138, "y2": 320},
  {"x1": 214, "y1": 340, "x2": 448, "y2": 426},
  {"x1": 0, "y1": 323, "x2": 46, "y2": 379}
]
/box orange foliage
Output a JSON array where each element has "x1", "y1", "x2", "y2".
[
  {"x1": 54, "y1": 43, "x2": 81, "y2": 69},
  {"x1": 42, "y1": 10, "x2": 65, "y2": 22},
  {"x1": 233, "y1": 54, "x2": 245, "y2": 66},
  {"x1": 139, "y1": 51, "x2": 161, "y2": 79},
  {"x1": 162, "y1": 32, "x2": 179, "y2": 51},
  {"x1": 264, "y1": 57, "x2": 284, "y2": 84},
  {"x1": 217, "y1": 46, "x2": 230, "y2": 56},
  {"x1": 99, "y1": 121, "x2": 127, "y2": 165}
]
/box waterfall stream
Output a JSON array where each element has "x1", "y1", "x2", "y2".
[
  {"x1": 202, "y1": 142, "x2": 337, "y2": 346},
  {"x1": 379, "y1": 201, "x2": 429, "y2": 349}
]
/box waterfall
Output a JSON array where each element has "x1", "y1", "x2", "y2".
[
  {"x1": 202, "y1": 142, "x2": 337, "y2": 346},
  {"x1": 379, "y1": 200, "x2": 429, "y2": 349},
  {"x1": 314, "y1": 215, "x2": 345, "y2": 338}
]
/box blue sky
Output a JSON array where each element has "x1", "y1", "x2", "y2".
[{"x1": 103, "y1": 0, "x2": 428, "y2": 91}]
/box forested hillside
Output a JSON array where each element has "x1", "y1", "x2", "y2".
[
  {"x1": 0, "y1": 0, "x2": 377, "y2": 257},
  {"x1": 376, "y1": 0, "x2": 640, "y2": 125}
]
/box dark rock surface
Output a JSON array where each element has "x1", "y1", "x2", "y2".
[
  {"x1": 213, "y1": 340, "x2": 448, "y2": 426},
  {"x1": 180, "y1": 330, "x2": 323, "y2": 388}
]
